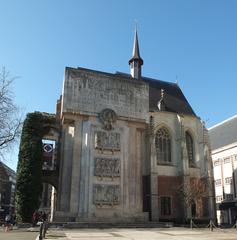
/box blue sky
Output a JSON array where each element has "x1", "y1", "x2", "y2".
[{"x1": 1, "y1": 0, "x2": 237, "y2": 170}]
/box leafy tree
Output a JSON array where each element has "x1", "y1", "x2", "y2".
[
  {"x1": 0, "y1": 67, "x2": 21, "y2": 159},
  {"x1": 15, "y1": 112, "x2": 55, "y2": 222}
]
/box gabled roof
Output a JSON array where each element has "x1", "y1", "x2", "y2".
[
  {"x1": 116, "y1": 71, "x2": 196, "y2": 116},
  {"x1": 142, "y1": 76, "x2": 196, "y2": 115},
  {"x1": 209, "y1": 115, "x2": 237, "y2": 150},
  {"x1": 65, "y1": 67, "x2": 196, "y2": 116}
]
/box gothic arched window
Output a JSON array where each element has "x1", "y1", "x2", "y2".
[
  {"x1": 185, "y1": 131, "x2": 194, "y2": 166},
  {"x1": 155, "y1": 127, "x2": 171, "y2": 164}
]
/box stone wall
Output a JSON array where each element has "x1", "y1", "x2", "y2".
[
  {"x1": 62, "y1": 68, "x2": 149, "y2": 120},
  {"x1": 76, "y1": 118, "x2": 147, "y2": 222},
  {"x1": 149, "y1": 111, "x2": 215, "y2": 220},
  {"x1": 56, "y1": 114, "x2": 148, "y2": 222},
  {"x1": 54, "y1": 67, "x2": 215, "y2": 222}
]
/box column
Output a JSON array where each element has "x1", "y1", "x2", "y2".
[
  {"x1": 70, "y1": 120, "x2": 83, "y2": 213},
  {"x1": 78, "y1": 120, "x2": 91, "y2": 218},
  {"x1": 58, "y1": 123, "x2": 74, "y2": 211},
  {"x1": 150, "y1": 136, "x2": 159, "y2": 221}
]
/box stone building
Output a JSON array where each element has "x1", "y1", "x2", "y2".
[
  {"x1": 44, "y1": 30, "x2": 216, "y2": 223},
  {"x1": 209, "y1": 115, "x2": 237, "y2": 225},
  {"x1": 0, "y1": 161, "x2": 16, "y2": 221}
]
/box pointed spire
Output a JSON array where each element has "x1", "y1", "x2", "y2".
[
  {"x1": 133, "y1": 28, "x2": 142, "y2": 59},
  {"x1": 129, "y1": 27, "x2": 143, "y2": 79}
]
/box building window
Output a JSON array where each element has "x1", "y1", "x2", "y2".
[
  {"x1": 224, "y1": 157, "x2": 230, "y2": 164},
  {"x1": 216, "y1": 195, "x2": 223, "y2": 202},
  {"x1": 160, "y1": 196, "x2": 171, "y2": 216},
  {"x1": 225, "y1": 194, "x2": 233, "y2": 201},
  {"x1": 215, "y1": 179, "x2": 222, "y2": 187},
  {"x1": 155, "y1": 128, "x2": 171, "y2": 164},
  {"x1": 185, "y1": 131, "x2": 194, "y2": 166},
  {"x1": 234, "y1": 155, "x2": 237, "y2": 161},
  {"x1": 225, "y1": 177, "x2": 232, "y2": 185},
  {"x1": 214, "y1": 159, "x2": 221, "y2": 166}
]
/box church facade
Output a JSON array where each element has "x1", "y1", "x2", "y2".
[{"x1": 48, "y1": 31, "x2": 216, "y2": 223}]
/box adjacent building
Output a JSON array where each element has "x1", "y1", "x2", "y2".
[
  {"x1": 42, "y1": 30, "x2": 216, "y2": 223},
  {"x1": 0, "y1": 161, "x2": 16, "y2": 221},
  {"x1": 209, "y1": 115, "x2": 237, "y2": 225}
]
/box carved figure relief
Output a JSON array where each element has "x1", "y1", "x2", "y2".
[
  {"x1": 95, "y1": 131, "x2": 120, "y2": 152},
  {"x1": 99, "y1": 109, "x2": 117, "y2": 131},
  {"x1": 94, "y1": 158, "x2": 120, "y2": 179},
  {"x1": 93, "y1": 184, "x2": 120, "y2": 206}
]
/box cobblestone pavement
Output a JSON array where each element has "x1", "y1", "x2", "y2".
[{"x1": 45, "y1": 227, "x2": 237, "y2": 240}]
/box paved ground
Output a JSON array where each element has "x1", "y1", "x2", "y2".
[
  {"x1": 44, "y1": 227, "x2": 237, "y2": 240},
  {"x1": 0, "y1": 227, "x2": 236, "y2": 240},
  {"x1": 0, "y1": 228, "x2": 39, "y2": 240}
]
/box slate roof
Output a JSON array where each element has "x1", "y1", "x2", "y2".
[
  {"x1": 208, "y1": 115, "x2": 237, "y2": 150},
  {"x1": 142, "y1": 76, "x2": 196, "y2": 115},
  {"x1": 115, "y1": 72, "x2": 196, "y2": 116}
]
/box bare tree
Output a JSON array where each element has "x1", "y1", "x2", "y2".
[
  {"x1": 177, "y1": 178, "x2": 208, "y2": 206},
  {"x1": 176, "y1": 178, "x2": 210, "y2": 219},
  {"x1": 0, "y1": 67, "x2": 22, "y2": 159}
]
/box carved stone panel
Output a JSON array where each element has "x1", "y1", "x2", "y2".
[
  {"x1": 95, "y1": 131, "x2": 120, "y2": 151},
  {"x1": 62, "y1": 69, "x2": 149, "y2": 120},
  {"x1": 99, "y1": 109, "x2": 117, "y2": 131},
  {"x1": 94, "y1": 158, "x2": 120, "y2": 178},
  {"x1": 93, "y1": 184, "x2": 120, "y2": 206}
]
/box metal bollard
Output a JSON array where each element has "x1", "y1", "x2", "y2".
[{"x1": 210, "y1": 220, "x2": 213, "y2": 232}]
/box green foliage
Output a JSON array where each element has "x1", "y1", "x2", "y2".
[{"x1": 15, "y1": 112, "x2": 55, "y2": 222}]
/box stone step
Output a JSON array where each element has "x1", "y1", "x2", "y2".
[{"x1": 49, "y1": 221, "x2": 173, "y2": 229}]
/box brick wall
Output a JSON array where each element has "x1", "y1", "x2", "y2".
[{"x1": 158, "y1": 176, "x2": 183, "y2": 220}]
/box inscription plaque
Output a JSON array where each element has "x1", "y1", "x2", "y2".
[
  {"x1": 93, "y1": 184, "x2": 120, "y2": 206},
  {"x1": 94, "y1": 157, "x2": 120, "y2": 178},
  {"x1": 95, "y1": 131, "x2": 120, "y2": 151}
]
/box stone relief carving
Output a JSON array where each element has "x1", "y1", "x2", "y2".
[
  {"x1": 93, "y1": 184, "x2": 120, "y2": 206},
  {"x1": 64, "y1": 72, "x2": 149, "y2": 120},
  {"x1": 99, "y1": 108, "x2": 117, "y2": 131},
  {"x1": 94, "y1": 158, "x2": 120, "y2": 179},
  {"x1": 95, "y1": 131, "x2": 120, "y2": 152}
]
